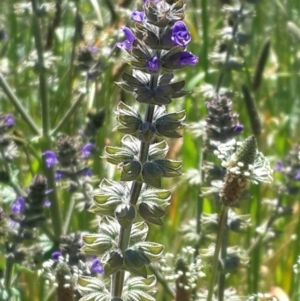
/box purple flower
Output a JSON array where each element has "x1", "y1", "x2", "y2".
[
  {"x1": 235, "y1": 124, "x2": 244, "y2": 134},
  {"x1": 274, "y1": 161, "x2": 283, "y2": 171},
  {"x1": 42, "y1": 151, "x2": 58, "y2": 168},
  {"x1": 82, "y1": 167, "x2": 93, "y2": 177},
  {"x1": 55, "y1": 170, "x2": 64, "y2": 180},
  {"x1": 82, "y1": 143, "x2": 95, "y2": 158},
  {"x1": 11, "y1": 197, "x2": 25, "y2": 213},
  {"x1": 44, "y1": 200, "x2": 51, "y2": 207},
  {"x1": 171, "y1": 21, "x2": 191, "y2": 46},
  {"x1": 132, "y1": 11, "x2": 145, "y2": 23},
  {"x1": 116, "y1": 27, "x2": 136, "y2": 51},
  {"x1": 88, "y1": 46, "x2": 99, "y2": 54},
  {"x1": 177, "y1": 51, "x2": 198, "y2": 67},
  {"x1": 146, "y1": 55, "x2": 159, "y2": 72},
  {"x1": 90, "y1": 258, "x2": 104, "y2": 274},
  {"x1": 52, "y1": 251, "x2": 62, "y2": 261},
  {"x1": 295, "y1": 169, "x2": 300, "y2": 180},
  {"x1": 4, "y1": 114, "x2": 14, "y2": 128}
]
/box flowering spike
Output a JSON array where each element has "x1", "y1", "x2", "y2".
[{"x1": 234, "y1": 135, "x2": 257, "y2": 166}]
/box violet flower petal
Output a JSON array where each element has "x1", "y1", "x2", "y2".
[
  {"x1": 177, "y1": 51, "x2": 199, "y2": 67},
  {"x1": 132, "y1": 11, "x2": 145, "y2": 23},
  {"x1": 171, "y1": 21, "x2": 191, "y2": 46},
  {"x1": 90, "y1": 258, "x2": 104, "y2": 274},
  {"x1": 11, "y1": 196, "x2": 25, "y2": 213},
  {"x1": 274, "y1": 161, "x2": 283, "y2": 171},
  {"x1": 116, "y1": 27, "x2": 136, "y2": 51},
  {"x1": 42, "y1": 151, "x2": 58, "y2": 168},
  {"x1": 146, "y1": 55, "x2": 159, "y2": 72},
  {"x1": 5, "y1": 114, "x2": 15, "y2": 128},
  {"x1": 82, "y1": 143, "x2": 95, "y2": 158}
]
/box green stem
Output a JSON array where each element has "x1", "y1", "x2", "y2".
[
  {"x1": 0, "y1": 73, "x2": 40, "y2": 136},
  {"x1": 215, "y1": 3, "x2": 244, "y2": 93},
  {"x1": 195, "y1": 150, "x2": 205, "y2": 254},
  {"x1": 4, "y1": 254, "x2": 14, "y2": 290},
  {"x1": 149, "y1": 263, "x2": 174, "y2": 298},
  {"x1": 31, "y1": 0, "x2": 63, "y2": 242},
  {"x1": 201, "y1": 0, "x2": 209, "y2": 82},
  {"x1": 111, "y1": 76, "x2": 158, "y2": 298},
  {"x1": 217, "y1": 213, "x2": 228, "y2": 301},
  {"x1": 206, "y1": 205, "x2": 229, "y2": 301},
  {"x1": 51, "y1": 93, "x2": 85, "y2": 136},
  {"x1": 63, "y1": 176, "x2": 92, "y2": 234},
  {"x1": 67, "y1": 0, "x2": 80, "y2": 102},
  {"x1": 31, "y1": 0, "x2": 50, "y2": 137},
  {"x1": 12, "y1": 135, "x2": 42, "y2": 162}
]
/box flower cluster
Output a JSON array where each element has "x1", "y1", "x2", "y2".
[
  {"x1": 116, "y1": 0, "x2": 198, "y2": 104},
  {"x1": 214, "y1": 136, "x2": 272, "y2": 205},
  {"x1": 43, "y1": 134, "x2": 95, "y2": 188},
  {"x1": 78, "y1": 0, "x2": 197, "y2": 300},
  {"x1": 204, "y1": 94, "x2": 243, "y2": 150},
  {"x1": 41, "y1": 251, "x2": 104, "y2": 301},
  {"x1": 0, "y1": 114, "x2": 18, "y2": 172},
  {"x1": 0, "y1": 175, "x2": 51, "y2": 270},
  {"x1": 274, "y1": 144, "x2": 300, "y2": 194}
]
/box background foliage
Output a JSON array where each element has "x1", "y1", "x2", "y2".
[{"x1": 0, "y1": 0, "x2": 300, "y2": 300}]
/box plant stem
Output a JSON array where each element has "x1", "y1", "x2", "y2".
[
  {"x1": 51, "y1": 93, "x2": 85, "y2": 136},
  {"x1": 63, "y1": 176, "x2": 92, "y2": 234},
  {"x1": 206, "y1": 205, "x2": 229, "y2": 301},
  {"x1": 4, "y1": 254, "x2": 14, "y2": 290},
  {"x1": 201, "y1": 0, "x2": 209, "y2": 82},
  {"x1": 0, "y1": 73, "x2": 40, "y2": 136},
  {"x1": 111, "y1": 76, "x2": 158, "y2": 298},
  {"x1": 215, "y1": 3, "x2": 244, "y2": 93},
  {"x1": 217, "y1": 214, "x2": 228, "y2": 301},
  {"x1": 195, "y1": 150, "x2": 205, "y2": 255},
  {"x1": 149, "y1": 264, "x2": 174, "y2": 298},
  {"x1": 31, "y1": 0, "x2": 50, "y2": 138},
  {"x1": 31, "y1": 0, "x2": 63, "y2": 243}
]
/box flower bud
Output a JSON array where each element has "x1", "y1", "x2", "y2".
[
  {"x1": 115, "y1": 204, "x2": 136, "y2": 228},
  {"x1": 103, "y1": 250, "x2": 124, "y2": 275},
  {"x1": 138, "y1": 202, "x2": 165, "y2": 225}
]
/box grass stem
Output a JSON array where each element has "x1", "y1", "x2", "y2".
[{"x1": 206, "y1": 205, "x2": 229, "y2": 301}]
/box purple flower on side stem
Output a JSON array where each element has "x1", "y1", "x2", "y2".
[
  {"x1": 81, "y1": 167, "x2": 93, "y2": 177},
  {"x1": 44, "y1": 200, "x2": 51, "y2": 207},
  {"x1": 116, "y1": 27, "x2": 136, "y2": 51},
  {"x1": 171, "y1": 21, "x2": 191, "y2": 46},
  {"x1": 146, "y1": 55, "x2": 159, "y2": 73},
  {"x1": 132, "y1": 11, "x2": 145, "y2": 23},
  {"x1": 177, "y1": 51, "x2": 198, "y2": 67},
  {"x1": 90, "y1": 257, "x2": 104, "y2": 274},
  {"x1": 11, "y1": 196, "x2": 25, "y2": 213},
  {"x1": 295, "y1": 169, "x2": 300, "y2": 180},
  {"x1": 43, "y1": 151, "x2": 58, "y2": 168},
  {"x1": 4, "y1": 114, "x2": 14, "y2": 128},
  {"x1": 55, "y1": 170, "x2": 64, "y2": 180},
  {"x1": 52, "y1": 251, "x2": 62, "y2": 262},
  {"x1": 82, "y1": 143, "x2": 95, "y2": 158},
  {"x1": 274, "y1": 161, "x2": 283, "y2": 171},
  {"x1": 235, "y1": 124, "x2": 244, "y2": 134}
]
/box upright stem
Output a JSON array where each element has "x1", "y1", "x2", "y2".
[
  {"x1": 195, "y1": 150, "x2": 205, "y2": 255},
  {"x1": 31, "y1": 0, "x2": 63, "y2": 242},
  {"x1": 217, "y1": 214, "x2": 228, "y2": 301},
  {"x1": 111, "y1": 75, "x2": 158, "y2": 297},
  {"x1": 0, "y1": 73, "x2": 40, "y2": 136},
  {"x1": 215, "y1": 3, "x2": 244, "y2": 93},
  {"x1": 206, "y1": 205, "x2": 229, "y2": 301},
  {"x1": 31, "y1": 0, "x2": 50, "y2": 137}
]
